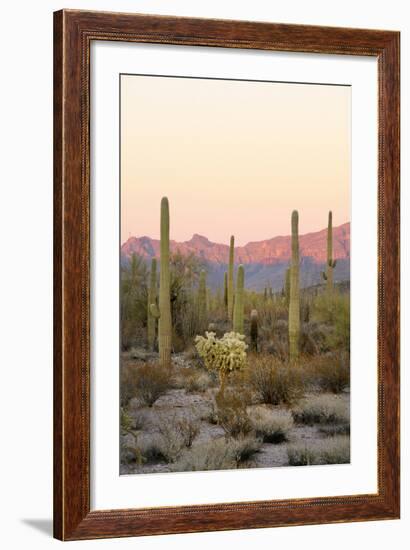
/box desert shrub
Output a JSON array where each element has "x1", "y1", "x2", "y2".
[
  {"x1": 300, "y1": 327, "x2": 319, "y2": 356},
  {"x1": 173, "y1": 436, "x2": 261, "y2": 472},
  {"x1": 120, "y1": 253, "x2": 148, "y2": 350},
  {"x1": 120, "y1": 364, "x2": 140, "y2": 406},
  {"x1": 174, "y1": 367, "x2": 213, "y2": 393},
  {"x1": 201, "y1": 400, "x2": 219, "y2": 425},
  {"x1": 248, "y1": 355, "x2": 303, "y2": 405},
  {"x1": 292, "y1": 394, "x2": 349, "y2": 425},
  {"x1": 127, "y1": 434, "x2": 164, "y2": 464},
  {"x1": 228, "y1": 370, "x2": 255, "y2": 405},
  {"x1": 126, "y1": 404, "x2": 152, "y2": 430},
  {"x1": 183, "y1": 345, "x2": 200, "y2": 362},
  {"x1": 153, "y1": 414, "x2": 200, "y2": 462},
  {"x1": 314, "y1": 353, "x2": 350, "y2": 393},
  {"x1": 230, "y1": 435, "x2": 262, "y2": 463},
  {"x1": 169, "y1": 251, "x2": 208, "y2": 346},
  {"x1": 120, "y1": 406, "x2": 149, "y2": 465},
  {"x1": 195, "y1": 332, "x2": 248, "y2": 381},
  {"x1": 295, "y1": 353, "x2": 350, "y2": 393},
  {"x1": 173, "y1": 438, "x2": 236, "y2": 471},
  {"x1": 132, "y1": 363, "x2": 171, "y2": 407},
  {"x1": 120, "y1": 407, "x2": 133, "y2": 435},
  {"x1": 311, "y1": 291, "x2": 350, "y2": 351},
  {"x1": 215, "y1": 389, "x2": 252, "y2": 438},
  {"x1": 287, "y1": 435, "x2": 350, "y2": 466},
  {"x1": 319, "y1": 424, "x2": 350, "y2": 437},
  {"x1": 120, "y1": 440, "x2": 144, "y2": 465},
  {"x1": 249, "y1": 407, "x2": 294, "y2": 443}
]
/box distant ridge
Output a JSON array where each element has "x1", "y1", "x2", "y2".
[
  {"x1": 121, "y1": 223, "x2": 350, "y2": 292},
  {"x1": 121, "y1": 222, "x2": 350, "y2": 265}
]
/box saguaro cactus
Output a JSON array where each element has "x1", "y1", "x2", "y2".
[
  {"x1": 284, "y1": 267, "x2": 291, "y2": 307},
  {"x1": 233, "y1": 264, "x2": 245, "y2": 334},
  {"x1": 321, "y1": 211, "x2": 337, "y2": 294},
  {"x1": 147, "y1": 258, "x2": 157, "y2": 350},
  {"x1": 198, "y1": 269, "x2": 207, "y2": 332},
  {"x1": 223, "y1": 272, "x2": 228, "y2": 311},
  {"x1": 227, "y1": 235, "x2": 235, "y2": 320},
  {"x1": 250, "y1": 309, "x2": 258, "y2": 352},
  {"x1": 289, "y1": 210, "x2": 300, "y2": 362},
  {"x1": 150, "y1": 197, "x2": 172, "y2": 368}
]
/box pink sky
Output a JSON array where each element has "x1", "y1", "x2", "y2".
[{"x1": 121, "y1": 75, "x2": 350, "y2": 246}]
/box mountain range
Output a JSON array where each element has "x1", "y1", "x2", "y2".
[{"x1": 121, "y1": 222, "x2": 350, "y2": 291}]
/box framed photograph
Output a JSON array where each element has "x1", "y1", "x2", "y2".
[{"x1": 54, "y1": 9, "x2": 400, "y2": 540}]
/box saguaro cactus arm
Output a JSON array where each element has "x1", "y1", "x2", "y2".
[{"x1": 150, "y1": 303, "x2": 160, "y2": 318}]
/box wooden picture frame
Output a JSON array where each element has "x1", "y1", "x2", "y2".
[{"x1": 54, "y1": 9, "x2": 400, "y2": 541}]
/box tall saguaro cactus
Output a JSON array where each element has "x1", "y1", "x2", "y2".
[
  {"x1": 250, "y1": 309, "x2": 258, "y2": 352},
  {"x1": 284, "y1": 267, "x2": 291, "y2": 307},
  {"x1": 150, "y1": 197, "x2": 172, "y2": 368},
  {"x1": 233, "y1": 264, "x2": 245, "y2": 334},
  {"x1": 198, "y1": 269, "x2": 207, "y2": 332},
  {"x1": 289, "y1": 210, "x2": 300, "y2": 362},
  {"x1": 223, "y1": 272, "x2": 228, "y2": 312},
  {"x1": 147, "y1": 258, "x2": 157, "y2": 350},
  {"x1": 321, "y1": 211, "x2": 337, "y2": 294},
  {"x1": 227, "y1": 236, "x2": 235, "y2": 320}
]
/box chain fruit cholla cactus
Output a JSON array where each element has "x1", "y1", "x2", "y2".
[
  {"x1": 250, "y1": 309, "x2": 258, "y2": 352},
  {"x1": 147, "y1": 258, "x2": 157, "y2": 350},
  {"x1": 289, "y1": 210, "x2": 300, "y2": 362},
  {"x1": 150, "y1": 197, "x2": 172, "y2": 368},
  {"x1": 195, "y1": 331, "x2": 247, "y2": 392},
  {"x1": 198, "y1": 269, "x2": 207, "y2": 332},
  {"x1": 233, "y1": 264, "x2": 245, "y2": 334},
  {"x1": 227, "y1": 235, "x2": 235, "y2": 320},
  {"x1": 321, "y1": 210, "x2": 337, "y2": 294}
]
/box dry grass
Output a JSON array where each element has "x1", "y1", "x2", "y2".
[
  {"x1": 173, "y1": 436, "x2": 261, "y2": 472},
  {"x1": 173, "y1": 367, "x2": 213, "y2": 393},
  {"x1": 292, "y1": 394, "x2": 349, "y2": 426},
  {"x1": 152, "y1": 413, "x2": 200, "y2": 463},
  {"x1": 287, "y1": 435, "x2": 350, "y2": 466},
  {"x1": 249, "y1": 406, "x2": 294, "y2": 443}
]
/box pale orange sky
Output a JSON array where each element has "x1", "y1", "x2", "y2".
[{"x1": 121, "y1": 75, "x2": 350, "y2": 246}]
